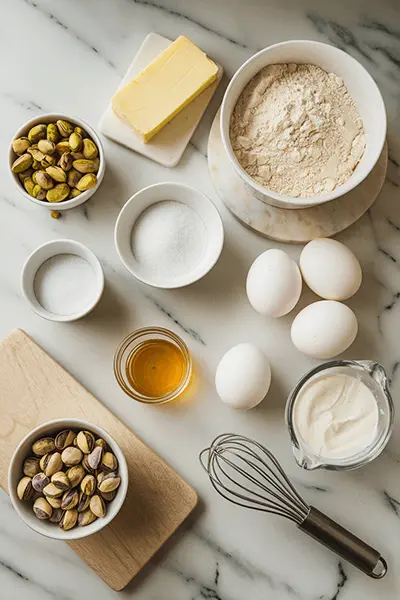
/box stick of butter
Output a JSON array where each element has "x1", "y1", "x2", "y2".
[{"x1": 112, "y1": 35, "x2": 218, "y2": 143}]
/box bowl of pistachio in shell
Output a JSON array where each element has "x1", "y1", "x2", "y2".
[
  {"x1": 8, "y1": 418, "x2": 128, "y2": 540},
  {"x1": 9, "y1": 114, "x2": 105, "y2": 211}
]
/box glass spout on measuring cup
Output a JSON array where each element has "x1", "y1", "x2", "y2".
[{"x1": 285, "y1": 360, "x2": 394, "y2": 472}]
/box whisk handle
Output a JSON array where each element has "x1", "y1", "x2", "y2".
[{"x1": 299, "y1": 507, "x2": 387, "y2": 578}]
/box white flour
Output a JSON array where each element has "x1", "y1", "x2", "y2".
[
  {"x1": 230, "y1": 63, "x2": 365, "y2": 197},
  {"x1": 131, "y1": 200, "x2": 208, "y2": 278},
  {"x1": 34, "y1": 254, "x2": 96, "y2": 315}
]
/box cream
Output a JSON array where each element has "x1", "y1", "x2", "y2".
[{"x1": 293, "y1": 373, "x2": 379, "y2": 460}]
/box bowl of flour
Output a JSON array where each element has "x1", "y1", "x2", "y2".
[
  {"x1": 114, "y1": 182, "x2": 224, "y2": 289},
  {"x1": 221, "y1": 40, "x2": 386, "y2": 209}
]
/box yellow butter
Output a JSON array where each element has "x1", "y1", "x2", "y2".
[{"x1": 112, "y1": 36, "x2": 218, "y2": 143}]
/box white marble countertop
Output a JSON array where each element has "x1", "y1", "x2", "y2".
[{"x1": 1, "y1": 1, "x2": 400, "y2": 598}]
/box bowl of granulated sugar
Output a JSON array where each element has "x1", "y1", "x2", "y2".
[
  {"x1": 114, "y1": 182, "x2": 224, "y2": 289},
  {"x1": 21, "y1": 239, "x2": 104, "y2": 322}
]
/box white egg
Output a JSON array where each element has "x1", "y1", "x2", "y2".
[
  {"x1": 291, "y1": 301, "x2": 358, "y2": 359},
  {"x1": 246, "y1": 249, "x2": 302, "y2": 317},
  {"x1": 215, "y1": 343, "x2": 271, "y2": 410},
  {"x1": 300, "y1": 238, "x2": 362, "y2": 301}
]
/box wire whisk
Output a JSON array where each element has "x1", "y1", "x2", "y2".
[{"x1": 200, "y1": 433, "x2": 387, "y2": 579}]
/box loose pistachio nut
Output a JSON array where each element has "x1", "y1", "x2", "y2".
[
  {"x1": 28, "y1": 124, "x2": 47, "y2": 143},
  {"x1": 58, "y1": 151, "x2": 74, "y2": 171},
  {"x1": 69, "y1": 132, "x2": 82, "y2": 153},
  {"x1": 23, "y1": 177, "x2": 35, "y2": 196},
  {"x1": 43, "y1": 482, "x2": 63, "y2": 498},
  {"x1": 59, "y1": 508, "x2": 78, "y2": 531},
  {"x1": 82, "y1": 138, "x2": 98, "y2": 160},
  {"x1": 55, "y1": 429, "x2": 76, "y2": 451},
  {"x1": 32, "y1": 472, "x2": 50, "y2": 493},
  {"x1": 32, "y1": 185, "x2": 46, "y2": 200},
  {"x1": 101, "y1": 452, "x2": 118, "y2": 473},
  {"x1": 47, "y1": 495, "x2": 62, "y2": 509},
  {"x1": 23, "y1": 457, "x2": 41, "y2": 478},
  {"x1": 61, "y1": 446, "x2": 83, "y2": 466},
  {"x1": 74, "y1": 126, "x2": 86, "y2": 137},
  {"x1": 100, "y1": 489, "x2": 117, "y2": 502},
  {"x1": 55, "y1": 140, "x2": 71, "y2": 154},
  {"x1": 76, "y1": 173, "x2": 97, "y2": 192},
  {"x1": 17, "y1": 476, "x2": 33, "y2": 501},
  {"x1": 77, "y1": 491, "x2": 91, "y2": 512},
  {"x1": 90, "y1": 494, "x2": 106, "y2": 518},
  {"x1": 12, "y1": 137, "x2": 31, "y2": 155},
  {"x1": 46, "y1": 183, "x2": 70, "y2": 203},
  {"x1": 27, "y1": 145, "x2": 45, "y2": 162},
  {"x1": 47, "y1": 123, "x2": 60, "y2": 143},
  {"x1": 56, "y1": 120, "x2": 74, "y2": 137},
  {"x1": 73, "y1": 159, "x2": 98, "y2": 174},
  {"x1": 78, "y1": 508, "x2": 97, "y2": 527},
  {"x1": 95, "y1": 438, "x2": 108, "y2": 451},
  {"x1": 45, "y1": 165, "x2": 67, "y2": 183},
  {"x1": 69, "y1": 188, "x2": 82, "y2": 199},
  {"x1": 51, "y1": 471, "x2": 70, "y2": 491},
  {"x1": 76, "y1": 430, "x2": 95, "y2": 454},
  {"x1": 66, "y1": 465, "x2": 85, "y2": 488},
  {"x1": 61, "y1": 488, "x2": 79, "y2": 510},
  {"x1": 49, "y1": 508, "x2": 64, "y2": 524},
  {"x1": 38, "y1": 139, "x2": 55, "y2": 155},
  {"x1": 81, "y1": 474, "x2": 96, "y2": 496},
  {"x1": 11, "y1": 153, "x2": 33, "y2": 174},
  {"x1": 35, "y1": 171, "x2": 54, "y2": 190},
  {"x1": 32, "y1": 437, "x2": 55, "y2": 457},
  {"x1": 88, "y1": 446, "x2": 103, "y2": 470},
  {"x1": 51, "y1": 210, "x2": 62, "y2": 220},
  {"x1": 33, "y1": 497, "x2": 52, "y2": 520},
  {"x1": 98, "y1": 473, "x2": 121, "y2": 494},
  {"x1": 67, "y1": 168, "x2": 81, "y2": 188}
]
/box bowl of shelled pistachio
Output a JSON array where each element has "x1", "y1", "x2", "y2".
[
  {"x1": 8, "y1": 419, "x2": 128, "y2": 540},
  {"x1": 9, "y1": 114, "x2": 105, "y2": 211}
]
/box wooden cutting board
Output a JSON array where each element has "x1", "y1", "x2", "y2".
[{"x1": 0, "y1": 329, "x2": 197, "y2": 591}]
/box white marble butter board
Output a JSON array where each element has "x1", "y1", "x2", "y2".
[
  {"x1": 99, "y1": 33, "x2": 223, "y2": 167},
  {"x1": 208, "y1": 109, "x2": 388, "y2": 243}
]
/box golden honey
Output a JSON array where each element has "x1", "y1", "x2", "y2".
[{"x1": 125, "y1": 339, "x2": 186, "y2": 398}]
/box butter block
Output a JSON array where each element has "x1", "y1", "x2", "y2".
[{"x1": 111, "y1": 35, "x2": 218, "y2": 143}]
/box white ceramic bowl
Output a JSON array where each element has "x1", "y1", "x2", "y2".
[
  {"x1": 8, "y1": 418, "x2": 128, "y2": 541},
  {"x1": 9, "y1": 113, "x2": 105, "y2": 211},
  {"x1": 114, "y1": 182, "x2": 224, "y2": 289},
  {"x1": 21, "y1": 239, "x2": 104, "y2": 322},
  {"x1": 221, "y1": 40, "x2": 387, "y2": 209}
]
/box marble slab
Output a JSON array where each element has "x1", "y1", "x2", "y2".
[{"x1": 1, "y1": 1, "x2": 400, "y2": 599}]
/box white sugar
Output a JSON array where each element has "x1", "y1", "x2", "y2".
[
  {"x1": 34, "y1": 254, "x2": 96, "y2": 316},
  {"x1": 131, "y1": 200, "x2": 208, "y2": 278}
]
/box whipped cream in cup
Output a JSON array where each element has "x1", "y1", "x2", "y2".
[{"x1": 285, "y1": 360, "x2": 394, "y2": 471}]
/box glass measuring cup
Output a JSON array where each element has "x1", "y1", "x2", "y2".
[{"x1": 285, "y1": 360, "x2": 394, "y2": 471}]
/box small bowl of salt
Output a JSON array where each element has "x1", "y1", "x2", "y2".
[
  {"x1": 114, "y1": 182, "x2": 224, "y2": 289},
  {"x1": 21, "y1": 239, "x2": 104, "y2": 322}
]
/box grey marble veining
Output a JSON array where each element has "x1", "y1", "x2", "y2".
[{"x1": 1, "y1": 0, "x2": 400, "y2": 598}]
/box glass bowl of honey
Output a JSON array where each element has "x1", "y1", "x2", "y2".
[{"x1": 113, "y1": 327, "x2": 192, "y2": 404}]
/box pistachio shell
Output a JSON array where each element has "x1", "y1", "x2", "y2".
[
  {"x1": 74, "y1": 126, "x2": 86, "y2": 137},
  {"x1": 78, "y1": 508, "x2": 97, "y2": 527},
  {"x1": 47, "y1": 495, "x2": 62, "y2": 509},
  {"x1": 47, "y1": 123, "x2": 60, "y2": 143},
  {"x1": 23, "y1": 177, "x2": 35, "y2": 196},
  {"x1": 18, "y1": 167, "x2": 34, "y2": 181},
  {"x1": 82, "y1": 138, "x2": 98, "y2": 159},
  {"x1": 101, "y1": 452, "x2": 118, "y2": 473},
  {"x1": 46, "y1": 183, "x2": 70, "y2": 203},
  {"x1": 32, "y1": 184, "x2": 46, "y2": 200},
  {"x1": 58, "y1": 151, "x2": 74, "y2": 171},
  {"x1": 32, "y1": 437, "x2": 55, "y2": 457},
  {"x1": 32, "y1": 158, "x2": 42, "y2": 170},
  {"x1": 35, "y1": 171, "x2": 54, "y2": 190},
  {"x1": 59, "y1": 508, "x2": 78, "y2": 530},
  {"x1": 17, "y1": 476, "x2": 33, "y2": 501},
  {"x1": 32, "y1": 473, "x2": 50, "y2": 493},
  {"x1": 23, "y1": 457, "x2": 41, "y2": 478},
  {"x1": 69, "y1": 132, "x2": 83, "y2": 152},
  {"x1": 95, "y1": 438, "x2": 108, "y2": 451},
  {"x1": 33, "y1": 497, "x2": 52, "y2": 520},
  {"x1": 43, "y1": 482, "x2": 64, "y2": 498},
  {"x1": 76, "y1": 173, "x2": 97, "y2": 192},
  {"x1": 61, "y1": 488, "x2": 79, "y2": 510},
  {"x1": 51, "y1": 471, "x2": 70, "y2": 491},
  {"x1": 66, "y1": 465, "x2": 85, "y2": 488},
  {"x1": 100, "y1": 489, "x2": 116, "y2": 502},
  {"x1": 81, "y1": 474, "x2": 96, "y2": 496},
  {"x1": 56, "y1": 120, "x2": 74, "y2": 137},
  {"x1": 76, "y1": 430, "x2": 95, "y2": 454},
  {"x1": 41, "y1": 154, "x2": 57, "y2": 168},
  {"x1": 77, "y1": 491, "x2": 91, "y2": 512},
  {"x1": 55, "y1": 429, "x2": 76, "y2": 451},
  {"x1": 88, "y1": 446, "x2": 103, "y2": 470},
  {"x1": 44, "y1": 452, "x2": 62, "y2": 477},
  {"x1": 82, "y1": 454, "x2": 96, "y2": 475},
  {"x1": 28, "y1": 124, "x2": 47, "y2": 143},
  {"x1": 98, "y1": 473, "x2": 121, "y2": 493},
  {"x1": 90, "y1": 494, "x2": 106, "y2": 518},
  {"x1": 67, "y1": 168, "x2": 82, "y2": 188},
  {"x1": 12, "y1": 137, "x2": 31, "y2": 155},
  {"x1": 49, "y1": 508, "x2": 64, "y2": 523},
  {"x1": 45, "y1": 165, "x2": 67, "y2": 183},
  {"x1": 11, "y1": 153, "x2": 33, "y2": 173},
  {"x1": 61, "y1": 446, "x2": 83, "y2": 466}
]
